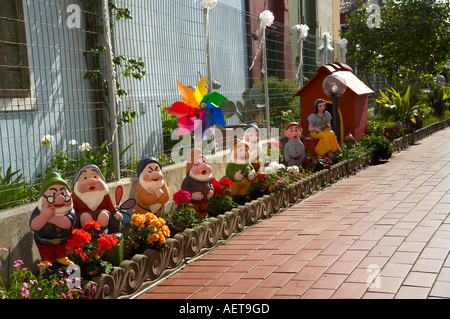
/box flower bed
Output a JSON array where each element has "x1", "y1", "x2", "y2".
[
  {"x1": 82, "y1": 119, "x2": 450, "y2": 299},
  {"x1": 3, "y1": 119, "x2": 446, "y2": 299},
  {"x1": 82, "y1": 153, "x2": 372, "y2": 299}
]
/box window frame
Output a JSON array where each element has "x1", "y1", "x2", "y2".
[{"x1": 0, "y1": 0, "x2": 37, "y2": 111}]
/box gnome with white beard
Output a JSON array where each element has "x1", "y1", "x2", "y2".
[
  {"x1": 243, "y1": 123, "x2": 262, "y2": 172},
  {"x1": 135, "y1": 157, "x2": 170, "y2": 217},
  {"x1": 181, "y1": 148, "x2": 214, "y2": 218},
  {"x1": 30, "y1": 172, "x2": 76, "y2": 271},
  {"x1": 72, "y1": 164, "x2": 122, "y2": 235}
]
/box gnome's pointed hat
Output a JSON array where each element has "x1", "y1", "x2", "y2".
[
  {"x1": 73, "y1": 164, "x2": 105, "y2": 186},
  {"x1": 137, "y1": 157, "x2": 162, "y2": 177},
  {"x1": 40, "y1": 171, "x2": 70, "y2": 197}
]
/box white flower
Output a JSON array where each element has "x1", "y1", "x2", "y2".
[
  {"x1": 263, "y1": 166, "x2": 276, "y2": 174},
  {"x1": 68, "y1": 139, "x2": 78, "y2": 147},
  {"x1": 40, "y1": 134, "x2": 54, "y2": 148},
  {"x1": 78, "y1": 142, "x2": 92, "y2": 152},
  {"x1": 264, "y1": 161, "x2": 285, "y2": 174},
  {"x1": 287, "y1": 166, "x2": 299, "y2": 173}
]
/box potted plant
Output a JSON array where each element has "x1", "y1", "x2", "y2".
[
  {"x1": 360, "y1": 133, "x2": 392, "y2": 164},
  {"x1": 122, "y1": 213, "x2": 171, "y2": 259},
  {"x1": 164, "y1": 190, "x2": 207, "y2": 234},
  {"x1": 208, "y1": 177, "x2": 237, "y2": 217},
  {"x1": 65, "y1": 221, "x2": 119, "y2": 280}
]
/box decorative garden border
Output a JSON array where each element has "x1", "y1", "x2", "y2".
[{"x1": 83, "y1": 119, "x2": 450, "y2": 299}]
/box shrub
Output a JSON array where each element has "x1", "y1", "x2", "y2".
[
  {"x1": 360, "y1": 133, "x2": 392, "y2": 163},
  {"x1": 208, "y1": 178, "x2": 237, "y2": 217},
  {"x1": 376, "y1": 86, "x2": 424, "y2": 128},
  {"x1": 0, "y1": 166, "x2": 39, "y2": 211},
  {"x1": 421, "y1": 83, "x2": 450, "y2": 117}
]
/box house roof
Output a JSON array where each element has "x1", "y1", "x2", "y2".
[{"x1": 292, "y1": 62, "x2": 374, "y2": 97}]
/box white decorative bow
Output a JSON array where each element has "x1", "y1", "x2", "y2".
[
  {"x1": 318, "y1": 32, "x2": 334, "y2": 51},
  {"x1": 249, "y1": 10, "x2": 274, "y2": 72},
  {"x1": 292, "y1": 24, "x2": 309, "y2": 80},
  {"x1": 338, "y1": 38, "x2": 348, "y2": 53},
  {"x1": 195, "y1": 0, "x2": 218, "y2": 10},
  {"x1": 292, "y1": 24, "x2": 309, "y2": 41}
]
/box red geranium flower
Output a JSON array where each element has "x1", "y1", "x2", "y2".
[
  {"x1": 173, "y1": 189, "x2": 191, "y2": 205},
  {"x1": 98, "y1": 233, "x2": 119, "y2": 251},
  {"x1": 219, "y1": 178, "x2": 233, "y2": 188},
  {"x1": 83, "y1": 221, "x2": 101, "y2": 231},
  {"x1": 211, "y1": 178, "x2": 223, "y2": 195},
  {"x1": 66, "y1": 228, "x2": 91, "y2": 249}
]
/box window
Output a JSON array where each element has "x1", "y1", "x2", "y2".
[{"x1": 0, "y1": 0, "x2": 30, "y2": 99}]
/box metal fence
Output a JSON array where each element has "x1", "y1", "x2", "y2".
[{"x1": 0, "y1": 0, "x2": 357, "y2": 211}]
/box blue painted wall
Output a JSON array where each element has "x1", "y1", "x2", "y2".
[{"x1": 0, "y1": 0, "x2": 249, "y2": 185}]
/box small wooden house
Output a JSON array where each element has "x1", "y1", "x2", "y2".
[{"x1": 292, "y1": 62, "x2": 374, "y2": 143}]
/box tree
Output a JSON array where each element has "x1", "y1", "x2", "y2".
[{"x1": 343, "y1": 0, "x2": 450, "y2": 87}]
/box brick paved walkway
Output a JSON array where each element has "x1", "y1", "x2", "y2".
[{"x1": 138, "y1": 127, "x2": 450, "y2": 299}]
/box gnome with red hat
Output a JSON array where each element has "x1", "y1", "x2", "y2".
[
  {"x1": 181, "y1": 148, "x2": 214, "y2": 218},
  {"x1": 135, "y1": 157, "x2": 170, "y2": 217},
  {"x1": 284, "y1": 122, "x2": 305, "y2": 167},
  {"x1": 72, "y1": 164, "x2": 122, "y2": 235},
  {"x1": 30, "y1": 171, "x2": 76, "y2": 271}
]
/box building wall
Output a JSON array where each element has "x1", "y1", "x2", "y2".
[
  {"x1": 247, "y1": 0, "x2": 293, "y2": 82},
  {"x1": 0, "y1": 0, "x2": 97, "y2": 181},
  {"x1": 96, "y1": 0, "x2": 250, "y2": 162},
  {"x1": 0, "y1": 0, "x2": 251, "y2": 183}
]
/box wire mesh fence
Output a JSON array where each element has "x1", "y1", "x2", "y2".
[{"x1": 0, "y1": 0, "x2": 369, "y2": 211}]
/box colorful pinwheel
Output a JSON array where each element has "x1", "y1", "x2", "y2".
[{"x1": 165, "y1": 77, "x2": 227, "y2": 140}]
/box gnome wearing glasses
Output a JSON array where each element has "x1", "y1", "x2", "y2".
[
  {"x1": 72, "y1": 164, "x2": 123, "y2": 235},
  {"x1": 30, "y1": 172, "x2": 76, "y2": 271}
]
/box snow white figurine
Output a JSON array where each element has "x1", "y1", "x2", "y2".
[{"x1": 307, "y1": 99, "x2": 341, "y2": 157}]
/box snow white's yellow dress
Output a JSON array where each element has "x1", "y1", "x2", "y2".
[{"x1": 307, "y1": 111, "x2": 341, "y2": 156}]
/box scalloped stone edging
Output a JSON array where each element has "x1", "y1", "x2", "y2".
[{"x1": 85, "y1": 119, "x2": 450, "y2": 299}]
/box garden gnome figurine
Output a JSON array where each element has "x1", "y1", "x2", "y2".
[
  {"x1": 135, "y1": 157, "x2": 170, "y2": 217},
  {"x1": 181, "y1": 148, "x2": 214, "y2": 218},
  {"x1": 284, "y1": 122, "x2": 305, "y2": 167},
  {"x1": 243, "y1": 123, "x2": 262, "y2": 172},
  {"x1": 72, "y1": 164, "x2": 122, "y2": 235},
  {"x1": 226, "y1": 139, "x2": 256, "y2": 203},
  {"x1": 30, "y1": 172, "x2": 76, "y2": 272}
]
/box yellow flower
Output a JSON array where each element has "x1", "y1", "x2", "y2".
[
  {"x1": 151, "y1": 233, "x2": 160, "y2": 242},
  {"x1": 145, "y1": 213, "x2": 156, "y2": 223},
  {"x1": 162, "y1": 225, "x2": 170, "y2": 237},
  {"x1": 131, "y1": 214, "x2": 146, "y2": 228},
  {"x1": 150, "y1": 219, "x2": 161, "y2": 228}
]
